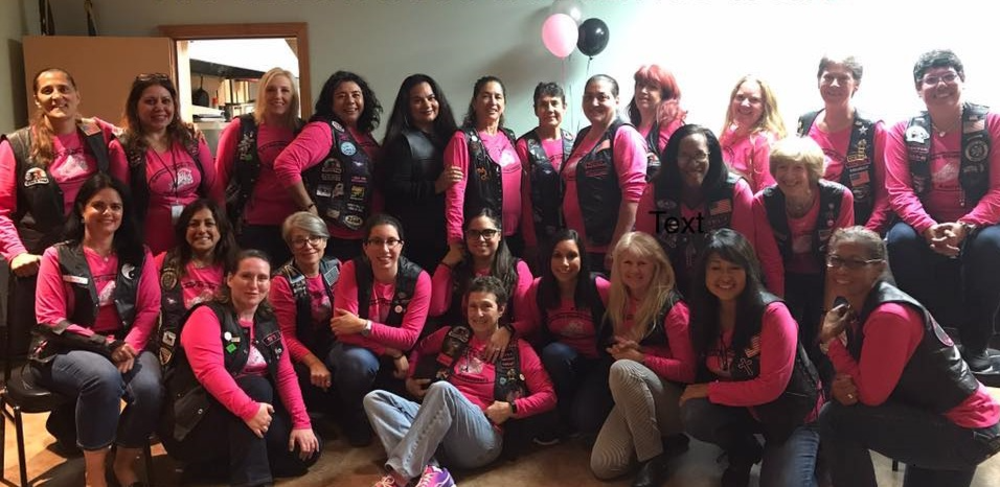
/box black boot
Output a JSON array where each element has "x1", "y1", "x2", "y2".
[
  {"x1": 632, "y1": 452, "x2": 670, "y2": 487},
  {"x1": 721, "y1": 437, "x2": 763, "y2": 487}
]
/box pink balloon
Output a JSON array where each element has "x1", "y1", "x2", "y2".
[{"x1": 541, "y1": 13, "x2": 578, "y2": 58}]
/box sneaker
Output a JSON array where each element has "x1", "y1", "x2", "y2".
[
  {"x1": 632, "y1": 452, "x2": 670, "y2": 487},
  {"x1": 415, "y1": 466, "x2": 455, "y2": 487},
  {"x1": 532, "y1": 429, "x2": 561, "y2": 446}
]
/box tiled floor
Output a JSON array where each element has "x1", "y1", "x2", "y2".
[{"x1": 4, "y1": 399, "x2": 999, "y2": 487}]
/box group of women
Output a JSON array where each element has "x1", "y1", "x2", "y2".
[{"x1": 1, "y1": 47, "x2": 998, "y2": 487}]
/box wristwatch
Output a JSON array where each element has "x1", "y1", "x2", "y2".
[
  {"x1": 960, "y1": 221, "x2": 978, "y2": 235},
  {"x1": 361, "y1": 319, "x2": 372, "y2": 337}
]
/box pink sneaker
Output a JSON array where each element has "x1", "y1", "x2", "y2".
[
  {"x1": 415, "y1": 465, "x2": 455, "y2": 487},
  {"x1": 373, "y1": 474, "x2": 407, "y2": 487}
]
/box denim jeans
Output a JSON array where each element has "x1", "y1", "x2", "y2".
[
  {"x1": 161, "y1": 374, "x2": 320, "y2": 487},
  {"x1": 819, "y1": 400, "x2": 1000, "y2": 487},
  {"x1": 363, "y1": 382, "x2": 503, "y2": 480},
  {"x1": 541, "y1": 341, "x2": 613, "y2": 436},
  {"x1": 681, "y1": 398, "x2": 819, "y2": 487},
  {"x1": 41, "y1": 349, "x2": 162, "y2": 450},
  {"x1": 328, "y1": 342, "x2": 396, "y2": 425},
  {"x1": 887, "y1": 222, "x2": 1000, "y2": 351}
]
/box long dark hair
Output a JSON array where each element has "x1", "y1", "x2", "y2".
[
  {"x1": 64, "y1": 173, "x2": 144, "y2": 264},
  {"x1": 122, "y1": 73, "x2": 198, "y2": 155},
  {"x1": 454, "y1": 208, "x2": 518, "y2": 302},
  {"x1": 172, "y1": 199, "x2": 238, "y2": 275},
  {"x1": 382, "y1": 74, "x2": 458, "y2": 147},
  {"x1": 313, "y1": 70, "x2": 382, "y2": 133},
  {"x1": 537, "y1": 229, "x2": 595, "y2": 311},
  {"x1": 655, "y1": 124, "x2": 728, "y2": 196},
  {"x1": 462, "y1": 75, "x2": 507, "y2": 129},
  {"x1": 689, "y1": 229, "x2": 770, "y2": 359}
]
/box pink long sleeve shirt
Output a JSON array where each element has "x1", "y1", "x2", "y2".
[
  {"x1": 214, "y1": 118, "x2": 299, "y2": 226},
  {"x1": 0, "y1": 118, "x2": 117, "y2": 260},
  {"x1": 561, "y1": 125, "x2": 648, "y2": 254},
  {"x1": 109, "y1": 138, "x2": 216, "y2": 254},
  {"x1": 429, "y1": 260, "x2": 533, "y2": 324},
  {"x1": 444, "y1": 130, "x2": 522, "y2": 244},
  {"x1": 809, "y1": 120, "x2": 892, "y2": 233},
  {"x1": 272, "y1": 121, "x2": 382, "y2": 240},
  {"x1": 333, "y1": 259, "x2": 431, "y2": 355},
  {"x1": 521, "y1": 276, "x2": 611, "y2": 359},
  {"x1": 828, "y1": 303, "x2": 999, "y2": 429},
  {"x1": 884, "y1": 113, "x2": 1000, "y2": 234},
  {"x1": 35, "y1": 246, "x2": 160, "y2": 351},
  {"x1": 637, "y1": 118, "x2": 684, "y2": 155},
  {"x1": 409, "y1": 327, "x2": 556, "y2": 418},
  {"x1": 720, "y1": 129, "x2": 778, "y2": 194},
  {"x1": 180, "y1": 305, "x2": 311, "y2": 429},
  {"x1": 270, "y1": 272, "x2": 333, "y2": 363},
  {"x1": 614, "y1": 298, "x2": 696, "y2": 383},
  {"x1": 517, "y1": 135, "x2": 567, "y2": 248}
]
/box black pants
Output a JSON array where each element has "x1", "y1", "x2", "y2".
[{"x1": 3, "y1": 273, "x2": 37, "y2": 360}]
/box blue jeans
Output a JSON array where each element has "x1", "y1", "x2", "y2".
[
  {"x1": 328, "y1": 342, "x2": 387, "y2": 423},
  {"x1": 363, "y1": 382, "x2": 503, "y2": 480},
  {"x1": 41, "y1": 349, "x2": 162, "y2": 450},
  {"x1": 887, "y1": 222, "x2": 1000, "y2": 351},
  {"x1": 541, "y1": 342, "x2": 613, "y2": 436},
  {"x1": 819, "y1": 401, "x2": 1000, "y2": 487},
  {"x1": 681, "y1": 398, "x2": 819, "y2": 487}
]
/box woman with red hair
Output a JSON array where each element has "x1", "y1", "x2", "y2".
[{"x1": 628, "y1": 65, "x2": 687, "y2": 180}]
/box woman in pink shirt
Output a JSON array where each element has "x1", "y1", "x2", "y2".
[
  {"x1": 719, "y1": 75, "x2": 786, "y2": 193},
  {"x1": 818, "y1": 227, "x2": 1000, "y2": 487},
  {"x1": 590, "y1": 232, "x2": 695, "y2": 487},
  {"x1": 518, "y1": 81, "x2": 572, "y2": 264},
  {"x1": 627, "y1": 64, "x2": 687, "y2": 181},
  {"x1": 797, "y1": 55, "x2": 891, "y2": 234},
  {"x1": 109, "y1": 73, "x2": 215, "y2": 255},
  {"x1": 365, "y1": 276, "x2": 556, "y2": 487},
  {"x1": 680, "y1": 229, "x2": 821, "y2": 487},
  {"x1": 884, "y1": 49, "x2": 1000, "y2": 373},
  {"x1": 444, "y1": 76, "x2": 523, "y2": 255},
  {"x1": 274, "y1": 70, "x2": 383, "y2": 261},
  {"x1": 33, "y1": 173, "x2": 161, "y2": 487},
  {"x1": 216, "y1": 67, "x2": 304, "y2": 266},
  {"x1": 270, "y1": 212, "x2": 341, "y2": 412},
  {"x1": 754, "y1": 137, "x2": 854, "y2": 387},
  {"x1": 637, "y1": 124, "x2": 782, "y2": 297},
  {"x1": 0, "y1": 68, "x2": 115, "y2": 358},
  {"x1": 154, "y1": 198, "x2": 236, "y2": 366},
  {"x1": 159, "y1": 250, "x2": 320, "y2": 487},
  {"x1": 564, "y1": 75, "x2": 648, "y2": 272},
  {"x1": 329, "y1": 214, "x2": 432, "y2": 447}
]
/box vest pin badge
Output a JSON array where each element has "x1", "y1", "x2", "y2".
[
  {"x1": 24, "y1": 167, "x2": 50, "y2": 187},
  {"x1": 340, "y1": 141, "x2": 357, "y2": 156},
  {"x1": 394, "y1": 305, "x2": 404, "y2": 313},
  {"x1": 965, "y1": 139, "x2": 989, "y2": 163},
  {"x1": 224, "y1": 331, "x2": 232, "y2": 341},
  {"x1": 331, "y1": 121, "x2": 344, "y2": 132},
  {"x1": 225, "y1": 343, "x2": 237, "y2": 353}
]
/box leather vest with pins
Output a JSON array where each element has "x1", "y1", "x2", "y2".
[
  {"x1": 462, "y1": 127, "x2": 516, "y2": 227},
  {"x1": 721, "y1": 294, "x2": 820, "y2": 443},
  {"x1": 653, "y1": 173, "x2": 740, "y2": 274},
  {"x1": 572, "y1": 119, "x2": 630, "y2": 246},
  {"x1": 276, "y1": 257, "x2": 340, "y2": 354},
  {"x1": 850, "y1": 281, "x2": 979, "y2": 414},
  {"x1": 761, "y1": 179, "x2": 846, "y2": 269},
  {"x1": 417, "y1": 324, "x2": 527, "y2": 404},
  {"x1": 118, "y1": 132, "x2": 207, "y2": 229},
  {"x1": 302, "y1": 117, "x2": 375, "y2": 231},
  {"x1": 798, "y1": 110, "x2": 878, "y2": 223},
  {"x1": 157, "y1": 250, "x2": 187, "y2": 364},
  {"x1": 2, "y1": 120, "x2": 111, "y2": 254},
  {"x1": 905, "y1": 103, "x2": 991, "y2": 207},
  {"x1": 519, "y1": 128, "x2": 573, "y2": 242},
  {"x1": 353, "y1": 255, "x2": 423, "y2": 327}
]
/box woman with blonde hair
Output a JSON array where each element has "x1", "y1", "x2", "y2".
[
  {"x1": 590, "y1": 231, "x2": 695, "y2": 487},
  {"x1": 215, "y1": 67, "x2": 305, "y2": 265},
  {"x1": 719, "y1": 75, "x2": 787, "y2": 193}
]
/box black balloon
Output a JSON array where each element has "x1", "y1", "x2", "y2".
[{"x1": 577, "y1": 18, "x2": 610, "y2": 57}]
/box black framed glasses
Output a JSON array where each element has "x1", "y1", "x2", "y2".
[
  {"x1": 465, "y1": 228, "x2": 500, "y2": 241},
  {"x1": 365, "y1": 238, "x2": 403, "y2": 248},
  {"x1": 826, "y1": 254, "x2": 883, "y2": 270}
]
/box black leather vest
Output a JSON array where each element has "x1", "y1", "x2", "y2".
[
  {"x1": 118, "y1": 132, "x2": 207, "y2": 229},
  {"x1": 57, "y1": 242, "x2": 144, "y2": 332},
  {"x1": 572, "y1": 120, "x2": 630, "y2": 246},
  {"x1": 905, "y1": 103, "x2": 991, "y2": 207},
  {"x1": 462, "y1": 127, "x2": 516, "y2": 227},
  {"x1": 157, "y1": 250, "x2": 186, "y2": 362},
  {"x1": 851, "y1": 281, "x2": 979, "y2": 414},
  {"x1": 653, "y1": 173, "x2": 740, "y2": 278},
  {"x1": 353, "y1": 256, "x2": 423, "y2": 327},
  {"x1": 2, "y1": 121, "x2": 111, "y2": 254},
  {"x1": 519, "y1": 128, "x2": 573, "y2": 243},
  {"x1": 416, "y1": 324, "x2": 527, "y2": 404},
  {"x1": 384, "y1": 129, "x2": 446, "y2": 242},
  {"x1": 798, "y1": 110, "x2": 878, "y2": 224},
  {"x1": 303, "y1": 117, "x2": 376, "y2": 231},
  {"x1": 276, "y1": 257, "x2": 340, "y2": 354},
  {"x1": 761, "y1": 179, "x2": 846, "y2": 269},
  {"x1": 644, "y1": 120, "x2": 662, "y2": 181}
]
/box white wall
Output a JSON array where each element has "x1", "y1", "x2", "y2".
[
  {"x1": 1, "y1": 0, "x2": 27, "y2": 133},
  {"x1": 16, "y1": 0, "x2": 1000, "y2": 138}
]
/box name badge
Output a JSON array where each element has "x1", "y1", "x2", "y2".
[
  {"x1": 62, "y1": 275, "x2": 89, "y2": 285},
  {"x1": 171, "y1": 205, "x2": 184, "y2": 223}
]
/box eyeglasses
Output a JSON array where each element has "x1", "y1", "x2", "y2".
[
  {"x1": 922, "y1": 72, "x2": 959, "y2": 87},
  {"x1": 365, "y1": 238, "x2": 403, "y2": 248},
  {"x1": 826, "y1": 254, "x2": 883, "y2": 270},
  {"x1": 678, "y1": 154, "x2": 710, "y2": 165},
  {"x1": 290, "y1": 235, "x2": 326, "y2": 249},
  {"x1": 465, "y1": 229, "x2": 500, "y2": 241}
]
